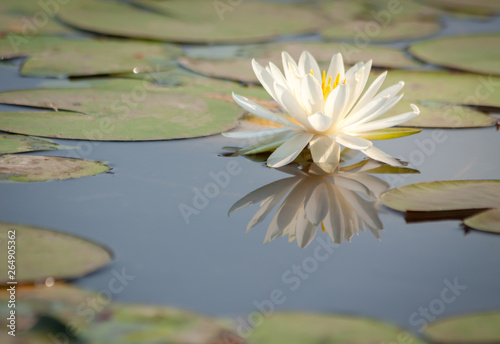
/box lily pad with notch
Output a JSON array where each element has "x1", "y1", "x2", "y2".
[{"x1": 0, "y1": 155, "x2": 110, "y2": 182}]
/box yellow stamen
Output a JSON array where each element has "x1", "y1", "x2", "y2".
[
  {"x1": 311, "y1": 70, "x2": 348, "y2": 100},
  {"x1": 321, "y1": 222, "x2": 326, "y2": 232}
]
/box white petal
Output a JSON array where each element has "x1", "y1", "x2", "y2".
[
  {"x1": 351, "y1": 104, "x2": 420, "y2": 132},
  {"x1": 349, "y1": 71, "x2": 387, "y2": 115},
  {"x1": 373, "y1": 81, "x2": 405, "y2": 101},
  {"x1": 326, "y1": 53, "x2": 344, "y2": 84},
  {"x1": 222, "y1": 127, "x2": 292, "y2": 139},
  {"x1": 324, "y1": 84, "x2": 349, "y2": 125},
  {"x1": 232, "y1": 93, "x2": 302, "y2": 129},
  {"x1": 274, "y1": 84, "x2": 311, "y2": 129},
  {"x1": 308, "y1": 112, "x2": 332, "y2": 133},
  {"x1": 267, "y1": 132, "x2": 314, "y2": 168},
  {"x1": 331, "y1": 133, "x2": 373, "y2": 150},
  {"x1": 310, "y1": 135, "x2": 341, "y2": 167},
  {"x1": 268, "y1": 62, "x2": 290, "y2": 93},
  {"x1": 282, "y1": 51, "x2": 301, "y2": 92},
  {"x1": 362, "y1": 146, "x2": 403, "y2": 167},
  {"x1": 338, "y1": 96, "x2": 388, "y2": 129},
  {"x1": 346, "y1": 93, "x2": 404, "y2": 129},
  {"x1": 301, "y1": 74, "x2": 324, "y2": 115},
  {"x1": 252, "y1": 59, "x2": 279, "y2": 102},
  {"x1": 298, "y1": 51, "x2": 321, "y2": 83}
]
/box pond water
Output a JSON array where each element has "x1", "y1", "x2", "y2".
[{"x1": 1, "y1": 8, "x2": 500, "y2": 339}]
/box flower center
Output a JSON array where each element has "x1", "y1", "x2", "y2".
[{"x1": 310, "y1": 70, "x2": 346, "y2": 100}]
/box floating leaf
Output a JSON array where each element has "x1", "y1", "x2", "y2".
[
  {"x1": 0, "y1": 37, "x2": 182, "y2": 78},
  {"x1": 380, "y1": 180, "x2": 500, "y2": 213},
  {"x1": 409, "y1": 34, "x2": 500, "y2": 76},
  {"x1": 58, "y1": 0, "x2": 324, "y2": 44},
  {"x1": 0, "y1": 79, "x2": 244, "y2": 141},
  {"x1": 179, "y1": 42, "x2": 421, "y2": 84},
  {"x1": 464, "y1": 208, "x2": 500, "y2": 234},
  {"x1": 322, "y1": 19, "x2": 441, "y2": 42},
  {"x1": 0, "y1": 133, "x2": 70, "y2": 154},
  {"x1": 0, "y1": 223, "x2": 112, "y2": 284},
  {"x1": 245, "y1": 313, "x2": 427, "y2": 344},
  {"x1": 419, "y1": 0, "x2": 500, "y2": 17},
  {"x1": 0, "y1": 285, "x2": 243, "y2": 344},
  {"x1": 0, "y1": 155, "x2": 109, "y2": 182},
  {"x1": 425, "y1": 311, "x2": 500, "y2": 343}
]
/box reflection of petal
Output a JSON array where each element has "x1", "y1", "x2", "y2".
[
  {"x1": 340, "y1": 189, "x2": 384, "y2": 240},
  {"x1": 324, "y1": 183, "x2": 344, "y2": 244},
  {"x1": 295, "y1": 206, "x2": 318, "y2": 248},
  {"x1": 335, "y1": 173, "x2": 390, "y2": 198},
  {"x1": 304, "y1": 180, "x2": 329, "y2": 226}
]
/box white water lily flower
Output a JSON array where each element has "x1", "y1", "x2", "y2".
[{"x1": 223, "y1": 51, "x2": 420, "y2": 169}]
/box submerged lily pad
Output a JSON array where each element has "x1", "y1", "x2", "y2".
[
  {"x1": 0, "y1": 133, "x2": 69, "y2": 154},
  {"x1": 425, "y1": 311, "x2": 500, "y2": 343},
  {"x1": 0, "y1": 155, "x2": 109, "y2": 182},
  {"x1": 0, "y1": 223, "x2": 112, "y2": 284},
  {"x1": 179, "y1": 42, "x2": 421, "y2": 84},
  {"x1": 380, "y1": 180, "x2": 500, "y2": 213},
  {"x1": 246, "y1": 312, "x2": 427, "y2": 344},
  {"x1": 0, "y1": 285, "x2": 242, "y2": 344},
  {"x1": 464, "y1": 208, "x2": 500, "y2": 233},
  {"x1": 0, "y1": 79, "x2": 243, "y2": 141},
  {"x1": 0, "y1": 37, "x2": 182, "y2": 78},
  {"x1": 409, "y1": 34, "x2": 500, "y2": 76},
  {"x1": 58, "y1": 0, "x2": 324, "y2": 44}
]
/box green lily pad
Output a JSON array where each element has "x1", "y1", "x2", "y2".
[
  {"x1": 0, "y1": 79, "x2": 244, "y2": 141},
  {"x1": 409, "y1": 34, "x2": 500, "y2": 76},
  {"x1": 0, "y1": 223, "x2": 112, "y2": 284},
  {"x1": 419, "y1": 0, "x2": 500, "y2": 17},
  {"x1": 0, "y1": 0, "x2": 76, "y2": 36},
  {"x1": 179, "y1": 42, "x2": 421, "y2": 84},
  {"x1": 380, "y1": 180, "x2": 500, "y2": 213},
  {"x1": 0, "y1": 37, "x2": 182, "y2": 78},
  {"x1": 245, "y1": 312, "x2": 427, "y2": 344},
  {"x1": 58, "y1": 0, "x2": 325, "y2": 44},
  {"x1": 0, "y1": 133, "x2": 70, "y2": 154},
  {"x1": 0, "y1": 155, "x2": 109, "y2": 182},
  {"x1": 464, "y1": 208, "x2": 500, "y2": 233},
  {"x1": 425, "y1": 311, "x2": 500, "y2": 343},
  {"x1": 322, "y1": 19, "x2": 441, "y2": 42}
]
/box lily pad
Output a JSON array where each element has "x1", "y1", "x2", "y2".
[
  {"x1": 246, "y1": 312, "x2": 427, "y2": 344},
  {"x1": 425, "y1": 311, "x2": 500, "y2": 343},
  {"x1": 322, "y1": 19, "x2": 441, "y2": 42},
  {"x1": 0, "y1": 0, "x2": 76, "y2": 36},
  {"x1": 409, "y1": 34, "x2": 500, "y2": 76},
  {"x1": 179, "y1": 42, "x2": 421, "y2": 84},
  {"x1": 58, "y1": 0, "x2": 325, "y2": 44},
  {"x1": 0, "y1": 37, "x2": 182, "y2": 78},
  {"x1": 0, "y1": 155, "x2": 109, "y2": 182},
  {"x1": 0, "y1": 79, "x2": 244, "y2": 141},
  {"x1": 380, "y1": 180, "x2": 500, "y2": 213},
  {"x1": 0, "y1": 133, "x2": 69, "y2": 154},
  {"x1": 419, "y1": 0, "x2": 500, "y2": 17},
  {"x1": 0, "y1": 285, "x2": 242, "y2": 344},
  {"x1": 464, "y1": 208, "x2": 500, "y2": 234},
  {"x1": 0, "y1": 223, "x2": 112, "y2": 284}
]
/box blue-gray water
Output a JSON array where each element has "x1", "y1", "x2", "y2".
[{"x1": 1, "y1": 11, "x2": 500, "y2": 337}]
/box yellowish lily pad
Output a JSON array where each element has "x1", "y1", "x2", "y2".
[
  {"x1": 0, "y1": 155, "x2": 109, "y2": 182},
  {"x1": 464, "y1": 208, "x2": 500, "y2": 234},
  {"x1": 380, "y1": 180, "x2": 500, "y2": 213},
  {"x1": 246, "y1": 312, "x2": 427, "y2": 344},
  {"x1": 409, "y1": 34, "x2": 500, "y2": 76},
  {"x1": 425, "y1": 311, "x2": 500, "y2": 343},
  {"x1": 0, "y1": 223, "x2": 112, "y2": 284}
]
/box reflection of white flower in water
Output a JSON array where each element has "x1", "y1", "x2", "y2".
[
  {"x1": 229, "y1": 162, "x2": 391, "y2": 248},
  {"x1": 223, "y1": 51, "x2": 420, "y2": 170}
]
